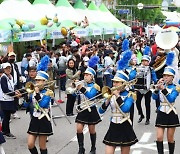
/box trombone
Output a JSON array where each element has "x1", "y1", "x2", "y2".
[
  {"x1": 4, "y1": 80, "x2": 56, "y2": 97},
  {"x1": 76, "y1": 78, "x2": 137, "y2": 113}
]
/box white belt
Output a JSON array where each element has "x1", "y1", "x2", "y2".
[
  {"x1": 112, "y1": 113, "x2": 132, "y2": 125},
  {"x1": 33, "y1": 108, "x2": 50, "y2": 121},
  {"x1": 160, "y1": 102, "x2": 177, "y2": 114}
]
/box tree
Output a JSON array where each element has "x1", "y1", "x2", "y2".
[{"x1": 116, "y1": 0, "x2": 165, "y2": 25}]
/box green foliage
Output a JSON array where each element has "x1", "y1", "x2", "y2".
[{"x1": 116, "y1": 0, "x2": 166, "y2": 25}]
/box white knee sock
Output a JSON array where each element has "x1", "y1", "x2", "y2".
[{"x1": 0, "y1": 145, "x2": 5, "y2": 154}]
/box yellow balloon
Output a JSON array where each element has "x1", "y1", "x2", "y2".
[
  {"x1": 40, "y1": 17, "x2": 48, "y2": 25},
  {"x1": 15, "y1": 19, "x2": 25, "y2": 27},
  {"x1": 42, "y1": 40, "x2": 46, "y2": 45},
  {"x1": 61, "y1": 27, "x2": 68, "y2": 37}
]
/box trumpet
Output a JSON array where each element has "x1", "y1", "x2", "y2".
[
  {"x1": 150, "y1": 80, "x2": 165, "y2": 91},
  {"x1": 66, "y1": 80, "x2": 85, "y2": 94},
  {"x1": 76, "y1": 78, "x2": 137, "y2": 113},
  {"x1": 4, "y1": 80, "x2": 55, "y2": 97},
  {"x1": 24, "y1": 80, "x2": 55, "y2": 94}
]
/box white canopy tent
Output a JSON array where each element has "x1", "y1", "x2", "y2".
[
  {"x1": 32, "y1": 0, "x2": 58, "y2": 20},
  {"x1": 161, "y1": 11, "x2": 180, "y2": 22},
  {"x1": 0, "y1": 5, "x2": 10, "y2": 20},
  {"x1": 0, "y1": 0, "x2": 39, "y2": 21},
  {"x1": 55, "y1": 0, "x2": 83, "y2": 22}
]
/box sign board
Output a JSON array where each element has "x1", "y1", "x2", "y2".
[{"x1": 118, "y1": 9, "x2": 130, "y2": 14}]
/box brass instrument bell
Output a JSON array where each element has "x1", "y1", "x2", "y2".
[{"x1": 25, "y1": 82, "x2": 35, "y2": 94}]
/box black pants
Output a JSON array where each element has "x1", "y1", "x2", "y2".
[
  {"x1": 66, "y1": 94, "x2": 76, "y2": 115},
  {"x1": 2, "y1": 110, "x2": 14, "y2": 134},
  {"x1": 59, "y1": 71, "x2": 66, "y2": 91},
  {"x1": 136, "y1": 90, "x2": 152, "y2": 120}
]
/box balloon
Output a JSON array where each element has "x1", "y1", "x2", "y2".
[
  {"x1": 15, "y1": 19, "x2": 25, "y2": 27},
  {"x1": 40, "y1": 17, "x2": 48, "y2": 25},
  {"x1": 115, "y1": 34, "x2": 120, "y2": 40},
  {"x1": 61, "y1": 27, "x2": 68, "y2": 36},
  {"x1": 53, "y1": 15, "x2": 58, "y2": 23},
  {"x1": 22, "y1": 24, "x2": 30, "y2": 31},
  {"x1": 28, "y1": 23, "x2": 35, "y2": 29},
  {"x1": 137, "y1": 51, "x2": 142, "y2": 65},
  {"x1": 75, "y1": 38, "x2": 80, "y2": 44},
  {"x1": 13, "y1": 24, "x2": 21, "y2": 33},
  {"x1": 42, "y1": 40, "x2": 46, "y2": 45},
  {"x1": 47, "y1": 21, "x2": 53, "y2": 27}
]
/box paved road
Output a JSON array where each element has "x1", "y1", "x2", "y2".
[{"x1": 3, "y1": 89, "x2": 180, "y2": 154}]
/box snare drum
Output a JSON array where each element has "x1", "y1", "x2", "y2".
[{"x1": 134, "y1": 66, "x2": 151, "y2": 94}]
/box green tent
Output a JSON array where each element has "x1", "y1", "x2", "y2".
[{"x1": 99, "y1": 3, "x2": 131, "y2": 35}]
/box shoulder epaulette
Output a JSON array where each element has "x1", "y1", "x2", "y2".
[
  {"x1": 94, "y1": 83, "x2": 100, "y2": 91},
  {"x1": 128, "y1": 91, "x2": 137, "y2": 101},
  {"x1": 176, "y1": 85, "x2": 180, "y2": 93},
  {"x1": 45, "y1": 89, "x2": 54, "y2": 97}
]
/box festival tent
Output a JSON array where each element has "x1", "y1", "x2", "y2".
[
  {"x1": 74, "y1": 0, "x2": 102, "y2": 36},
  {"x1": 32, "y1": 0, "x2": 57, "y2": 20},
  {"x1": 0, "y1": 0, "x2": 39, "y2": 21},
  {"x1": 74, "y1": 0, "x2": 114, "y2": 35},
  {"x1": 99, "y1": 3, "x2": 131, "y2": 36},
  {"x1": 87, "y1": 1, "x2": 115, "y2": 35},
  {"x1": 0, "y1": 5, "x2": 10, "y2": 21},
  {"x1": 55, "y1": 0, "x2": 83, "y2": 23},
  {"x1": 161, "y1": 11, "x2": 180, "y2": 22}
]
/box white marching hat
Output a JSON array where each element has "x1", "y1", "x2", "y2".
[
  {"x1": 35, "y1": 71, "x2": 49, "y2": 81},
  {"x1": 163, "y1": 66, "x2": 175, "y2": 76},
  {"x1": 155, "y1": 29, "x2": 178, "y2": 50}
]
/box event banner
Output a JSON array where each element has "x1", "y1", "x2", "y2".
[
  {"x1": 46, "y1": 29, "x2": 64, "y2": 39},
  {"x1": 103, "y1": 28, "x2": 115, "y2": 35},
  {"x1": 13, "y1": 30, "x2": 46, "y2": 42},
  {"x1": 0, "y1": 30, "x2": 12, "y2": 43},
  {"x1": 73, "y1": 28, "x2": 89, "y2": 37},
  {"x1": 92, "y1": 29, "x2": 102, "y2": 36}
]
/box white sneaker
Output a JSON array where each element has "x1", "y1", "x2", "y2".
[{"x1": 11, "y1": 113, "x2": 20, "y2": 119}]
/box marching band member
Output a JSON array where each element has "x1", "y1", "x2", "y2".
[
  {"x1": 150, "y1": 47, "x2": 167, "y2": 111},
  {"x1": 26, "y1": 71, "x2": 53, "y2": 154},
  {"x1": 152, "y1": 66, "x2": 180, "y2": 154},
  {"x1": 120, "y1": 39, "x2": 137, "y2": 125},
  {"x1": 99, "y1": 68, "x2": 138, "y2": 154},
  {"x1": 121, "y1": 45, "x2": 137, "y2": 125},
  {"x1": 23, "y1": 66, "x2": 37, "y2": 118},
  {"x1": 24, "y1": 55, "x2": 53, "y2": 154},
  {"x1": 75, "y1": 56, "x2": 101, "y2": 154},
  {"x1": 135, "y1": 46, "x2": 157, "y2": 125},
  {"x1": 154, "y1": 29, "x2": 179, "y2": 85}
]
